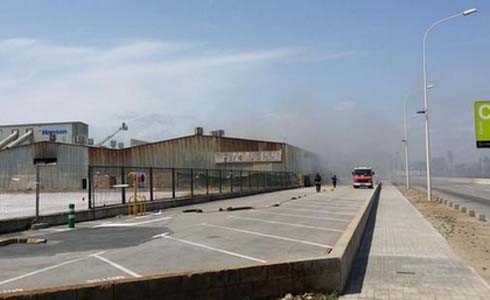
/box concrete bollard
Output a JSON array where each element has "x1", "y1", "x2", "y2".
[
  {"x1": 454, "y1": 204, "x2": 460, "y2": 210},
  {"x1": 460, "y1": 206, "x2": 467, "y2": 213},
  {"x1": 478, "y1": 214, "x2": 487, "y2": 222},
  {"x1": 68, "y1": 203, "x2": 75, "y2": 228},
  {"x1": 469, "y1": 210, "x2": 476, "y2": 217},
  {"x1": 444, "y1": 200, "x2": 448, "y2": 205},
  {"x1": 449, "y1": 202, "x2": 453, "y2": 207}
]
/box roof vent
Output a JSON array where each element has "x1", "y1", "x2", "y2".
[
  {"x1": 210, "y1": 129, "x2": 225, "y2": 137},
  {"x1": 194, "y1": 127, "x2": 203, "y2": 135}
]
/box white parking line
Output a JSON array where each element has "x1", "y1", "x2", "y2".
[
  {"x1": 0, "y1": 256, "x2": 88, "y2": 286},
  {"x1": 91, "y1": 252, "x2": 142, "y2": 278},
  {"x1": 201, "y1": 223, "x2": 333, "y2": 249},
  {"x1": 93, "y1": 216, "x2": 172, "y2": 228},
  {"x1": 252, "y1": 210, "x2": 351, "y2": 222},
  {"x1": 162, "y1": 234, "x2": 267, "y2": 263},
  {"x1": 274, "y1": 207, "x2": 355, "y2": 217},
  {"x1": 287, "y1": 201, "x2": 360, "y2": 208},
  {"x1": 227, "y1": 216, "x2": 344, "y2": 233},
  {"x1": 300, "y1": 200, "x2": 361, "y2": 206}
]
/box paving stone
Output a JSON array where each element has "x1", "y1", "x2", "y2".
[{"x1": 340, "y1": 184, "x2": 490, "y2": 300}]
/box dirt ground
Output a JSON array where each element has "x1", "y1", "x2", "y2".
[{"x1": 398, "y1": 187, "x2": 490, "y2": 284}]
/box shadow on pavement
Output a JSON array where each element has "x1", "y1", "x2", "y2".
[
  {"x1": 0, "y1": 226, "x2": 172, "y2": 258},
  {"x1": 342, "y1": 194, "x2": 380, "y2": 295}
]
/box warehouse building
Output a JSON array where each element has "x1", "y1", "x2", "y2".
[
  {"x1": 0, "y1": 125, "x2": 320, "y2": 192},
  {"x1": 0, "y1": 121, "x2": 89, "y2": 149}
]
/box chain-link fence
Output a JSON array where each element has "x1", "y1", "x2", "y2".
[
  {"x1": 0, "y1": 164, "x2": 298, "y2": 219},
  {"x1": 89, "y1": 166, "x2": 298, "y2": 209},
  {"x1": 0, "y1": 163, "x2": 89, "y2": 220}
]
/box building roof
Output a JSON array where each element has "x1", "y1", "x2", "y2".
[{"x1": 0, "y1": 121, "x2": 88, "y2": 128}]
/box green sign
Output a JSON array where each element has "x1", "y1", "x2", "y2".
[{"x1": 475, "y1": 101, "x2": 490, "y2": 148}]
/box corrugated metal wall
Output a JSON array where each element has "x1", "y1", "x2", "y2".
[
  {"x1": 0, "y1": 143, "x2": 88, "y2": 192},
  {"x1": 89, "y1": 135, "x2": 292, "y2": 171},
  {"x1": 0, "y1": 135, "x2": 318, "y2": 191}
]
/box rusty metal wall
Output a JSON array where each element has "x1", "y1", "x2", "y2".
[
  {"x1": 0, "y1": 135, "x2": 318, "y2": 192},
  {"x1": 89, "y1": 135, "x2": 290, "y2": 171}
]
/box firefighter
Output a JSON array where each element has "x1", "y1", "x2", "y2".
[
  {"x1": 314, "y1": 173, "x2": 322, "y2": 192},
  {"x1": 331, "y1": 174, "x2": 337, "y2": 188}
]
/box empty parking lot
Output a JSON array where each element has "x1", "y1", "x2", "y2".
[{"x1": 0, "y1": 186, "x2": 373, "y2": 294}]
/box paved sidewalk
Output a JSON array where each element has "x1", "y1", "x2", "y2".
[{"x1": 341, "y1": 183, "x2": 490, "y2": 300}]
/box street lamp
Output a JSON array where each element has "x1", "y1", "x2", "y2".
[
  {"x1": 402, "y1": 100, "x2": 410, "y2": 189},
  {"x1": 422, "y1": 8, "x2": 477, "y2": 201}
]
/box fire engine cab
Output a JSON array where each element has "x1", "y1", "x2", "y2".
[{"x1": 352, "y1": 167, "x2": 375, "y2": 189}]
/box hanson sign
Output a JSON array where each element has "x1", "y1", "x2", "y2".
[
  {"x1": 475, "y1": 101, "x2": 490, "y2": 148},
  {"x1": 215, "y1": 150, "x2": 282, "y2": 164}
]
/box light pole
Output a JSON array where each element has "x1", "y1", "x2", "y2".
[
  {"x1": 402, "y1": 100, "x2": 410, "y2": 189},
  {"x1": 422, "y1": 8, "x2": 477, "y2": 201}
]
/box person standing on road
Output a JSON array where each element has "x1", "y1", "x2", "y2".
[
  {"x1": 331, "y1": 174, "x2": 337, "y2": 188},
  {"x1": 314, "y1": 173, "x2": 322, "y2": 192}
]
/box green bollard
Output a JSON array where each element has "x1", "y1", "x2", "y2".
[{"x1": 68, "y1": 203, "x2": 75, "y2": 228}]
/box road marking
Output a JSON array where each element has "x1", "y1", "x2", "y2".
[
  {"x1": 286, "y1": 201, "x2": 360, "y2": 208},
  {"x1": 227, "y1": 216, "x2": 344, "y2": 233},
  {"x1": 251, "y1": 210, "x2": 351, "y2": 222},
  {"x1": 152, "y1": 232, "x2": 170, "y2": 239},
  {"x1": 0, "y1": 257, "x2": 88, "y2": 286},
  {"x1": 285, "y1": 201, "x2": 361, "y2": 207},
  {"x1": 86, "y1": 276, "x2": 125, "y2": 284},
  {"x1": 160, "y1": 234, "x2": 267, "y2": 263},
  {"x1": 300, "y1": 199, "x2": 361, "y2": 206},
  {"x1": 275, "y1": 207, "x2": 355, "y2": 217},
  {"x1": 91, "y1": 252, "x2": 142, "y2": 278},
  {"x1": 93, "y1": 216, "x2": 172, "y2": 228},
  {"x1": 201, "y1": 223, "x2": 333, "y2": 249}
]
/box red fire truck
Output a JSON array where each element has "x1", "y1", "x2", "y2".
[{"x1": 352, "y1": 167, "x2": 375, "y2": 189}]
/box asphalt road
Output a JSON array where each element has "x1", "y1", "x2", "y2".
[
  {"x1": 402, "y1": 176, "x2": 490, "y2": 217},
  {"x1": 0, "y1": 186, "x2": 373, "y2": 294}
]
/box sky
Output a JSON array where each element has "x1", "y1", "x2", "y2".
[{"x1": 0, "y1": 0, "x2": 489, "y2": 174}]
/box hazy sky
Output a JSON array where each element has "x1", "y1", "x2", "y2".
[{"x1": 1, "y1": 0, "x2": 489, "y2": 171}]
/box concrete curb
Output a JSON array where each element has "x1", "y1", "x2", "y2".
[
  {"x1": 330, "y1": 183, "x2": 382, "y2": 291},
  {"x1": 0, "y1": 237, "x2": 47, "y2": 247},
  {"x1": 0, "y1": 185, "x2": 382, "y2": 300},
  {"x1": 399, "y1": 185, "x2": 488, "y2": 223}
]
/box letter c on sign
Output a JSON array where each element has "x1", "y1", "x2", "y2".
[{"x1": 479, "y1": 104, "x2": 490, "y2": 120}]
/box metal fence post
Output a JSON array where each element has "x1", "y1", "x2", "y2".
[
  {"x1": 88, "y1": 166, "x2": 92, "y2": 209},
  {"x1": 239, "y1": 170, "x2": 243, "y2": 192},
  {"x1": 172, "y1": 168, "x2": 176, "y2": 198},
  {"x1": 263, "y1": 171, "x2": 267, "y2": 190},
  {"x1": 35, "y1": 164, "x2": 40, "y2": 222},
  {"x1": 206, "y1": 169, "x2": 209, "y2": 195},
  {"x1": 190, "y1": 168, "x2": 194, "y2": 197},
  {"x1": 121, "y1": 167, "x2": 126, "y2": 204},
  {"x1": 219, "y1": 169, "x2": 222, "y2": 194},
  {"x1": 230, "y1": 170, "x2": 233, "y2": 193},
  {"x1": 149, "y1": 168, "x2": 154, "y2": 201}
]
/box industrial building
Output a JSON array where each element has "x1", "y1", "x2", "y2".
[
  {"x1": 0, "y1": 122, "x2": 89, "y2": 149},
  {"x1": 0, "y1": 124, "x2": 320, "y2": 192}
]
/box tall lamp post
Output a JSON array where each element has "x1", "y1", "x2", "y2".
[
  {"x1": 422, "y1": 8, "x2": 477, "y2": 201},
  {"x1": 402, "y1": 100, "x2": 409, "y2": 189}
]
